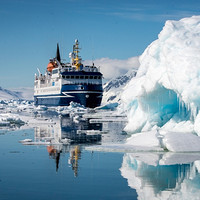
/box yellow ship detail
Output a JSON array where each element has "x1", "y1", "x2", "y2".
[{"x1": 72, "y1": 39, "x2": 82, "y2": 70}]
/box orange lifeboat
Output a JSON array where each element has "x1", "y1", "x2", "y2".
[
  {"x1": 47, "y1": 146, "x2": 56, "y2": 154},
  {"x1": 47, "y1": 62, "x2": 57, "y2": 72}
]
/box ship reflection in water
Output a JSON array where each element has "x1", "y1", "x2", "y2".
[
  {"x1": 47, "y1": 144, "x2": 81, "y2": 176},
  {"x1": 68, "y1": 145, "x2": 81, "y2": 177},
  {"x1": 120, "y1": 153, "x2": 200, "y2": 199},
  {"x1": 34, "y1": 116, "x2": 102, "y2": 176}
]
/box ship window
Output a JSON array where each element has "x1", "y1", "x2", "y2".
[
  {"x1": 98, "y1": 76, "x2": 101, "y2": 79},
  {"x1": 62, "y1": 75, "x2": 65, "y2": 78},
  {"x1": 66, "y1": 76, "x2": 70, "y2": 79},
  {"x1": 75, "y1": 76, "x2": 79, "y2": 79},
  {"x1": 94, "y1": 76, "x2": 97, "y2": 79},
  {"x1": 90, "y1": 76, "x2": 93, "y2": 79},
  {"x1": 80, "y1": 76, "x2": 84, "y2": 79},
  {"x1": 71, "y1": 76, "x2": 74, "y2": 79},
  {"x1": 85, "y1": 76, "x2": 88, "y2": 79},
  {"x1": 52, "y1": 69, "x2": 58, "y2": 74}
]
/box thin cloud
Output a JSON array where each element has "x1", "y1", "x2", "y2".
[
  {"x1": 90, "y1": 1, "x2": 200, "y2": 22},
  {"x1": 83, "y1": 56, "x2": 140, "y2": 80},
  {"x1": 107, "y1": 10, "x2": 200, "y2": 22}
]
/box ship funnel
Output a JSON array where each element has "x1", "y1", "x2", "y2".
[{"x1": 56, "y1": 43, "x2": 61, "y2": 62}]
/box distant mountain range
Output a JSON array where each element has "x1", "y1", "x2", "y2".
[
  {"x1": 102, "y1": 69, "x2": 137, "y2": 105},
  {"x1": 0, "y1": 87, "x2": 33, "y2": 100}
]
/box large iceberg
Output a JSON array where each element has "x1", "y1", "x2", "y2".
[{"x1": 122, "y1": 16, "x2": 200, "y2": 135}]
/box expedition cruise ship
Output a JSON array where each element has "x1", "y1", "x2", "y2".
[{"x1": 34, "y1": 40, "x2": 103, "y2": 108}]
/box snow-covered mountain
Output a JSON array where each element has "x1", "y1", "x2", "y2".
[
  {"x1": 10, "y1": 87, "x2": 34, "y2": 100},
  {"x1": 102, "y1": 69, "x2": 137, "y2": 105},
  {"x1": 0, "y1": 87, "x2": 21, "y2": 100},
  {"x1": 0, "y1": 87, "x2": 33, "y2": 100},
  {"x1": 121, "y1": 15, "x2": 200, "y2": 135}
]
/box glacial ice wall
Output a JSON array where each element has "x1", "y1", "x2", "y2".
[{"x1": 122, "y1": 16, "x2": 200, "y2": 135}]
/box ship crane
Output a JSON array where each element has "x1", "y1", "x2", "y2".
[{"x1": 71, "y1": 39, "x2": 82, "y2": 70}]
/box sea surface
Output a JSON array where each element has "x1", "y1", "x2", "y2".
[{"x1": 0, "y1": 116, "x2": 200, "y2": 200}]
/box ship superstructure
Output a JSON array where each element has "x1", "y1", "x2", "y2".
[{"x1": 34, "y1": 40, "x2": 103, "y2": 108}]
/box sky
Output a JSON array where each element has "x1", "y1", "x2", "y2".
[{"x1": 1, "y1": 0, "x2": 200, "y2": 88}]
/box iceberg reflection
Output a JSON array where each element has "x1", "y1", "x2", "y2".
[{"x1": 120, "y1": 153, "x2": 200, "y2": 199}]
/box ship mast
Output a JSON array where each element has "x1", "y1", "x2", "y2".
[
  {"x1": 72, "y1": 39, "x2": 82, "y2": 70},
  {"x1": 56, "y1": 43, "x2": 61, "y2": 63}
]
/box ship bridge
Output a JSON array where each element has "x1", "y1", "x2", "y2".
[{"x1": 61, "y1": 71, "x2": 102, "y2": 86}]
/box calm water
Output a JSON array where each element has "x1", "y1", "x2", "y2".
[{"x1": 0, "y1": 116, "x2": 200, "y2": 200}]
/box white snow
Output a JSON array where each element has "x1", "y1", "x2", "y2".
[
  {"x1": 126, "y1": 130, "x2": 160, "y2": 148},
  {"x1": 122, "y1": 16, "x2": 200, "y2": 135},
  {"x1": 162, "y1": 131, "x2": 200, "y2": 152}
]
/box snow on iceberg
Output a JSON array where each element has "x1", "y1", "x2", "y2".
[
  {"x1": 122, "y1": 16, "x2": 200, "y2": 135},
  {"x1": 125, "y1": 130, "x2": 200, "y2": 152}
]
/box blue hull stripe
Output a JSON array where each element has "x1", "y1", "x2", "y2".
[
  {"x1": 64, "y1": 91, "x2": 102, "y2": 94},
  {"x1": 34, "y1": 92, "x2": 102, "y2": 108},
  {"x1": 34, "y1": 83, "x2": 103, "y2": 108},
  {"x1": 36, "y1": 96, "x2": 72, "y2": 98}
]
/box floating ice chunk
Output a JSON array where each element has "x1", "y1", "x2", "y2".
[
  {"x1": 126, "y1": 130, "x2": 161, "y2": 148},
  {"x1": 19, "y1": 139, "x2": 32, "y2": 143},
  {"x1": 162, "y1": 131, "x2": 200, "y2": 152},
  {"x1": 123, "y1": 129, "x2": 200, "y2": 152},
  {"x1": 95, "y1": 102, "x2": 118, "y2": 110},
  {"x1": 35, "y1": 105, "x2": 48, "y2": 111},
  {"x1": 68, "y1": 101, "x2": 86, "y2": 109},
  {"x1": 22, "y1": 141, "x2": 51, "y2": 145}
]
